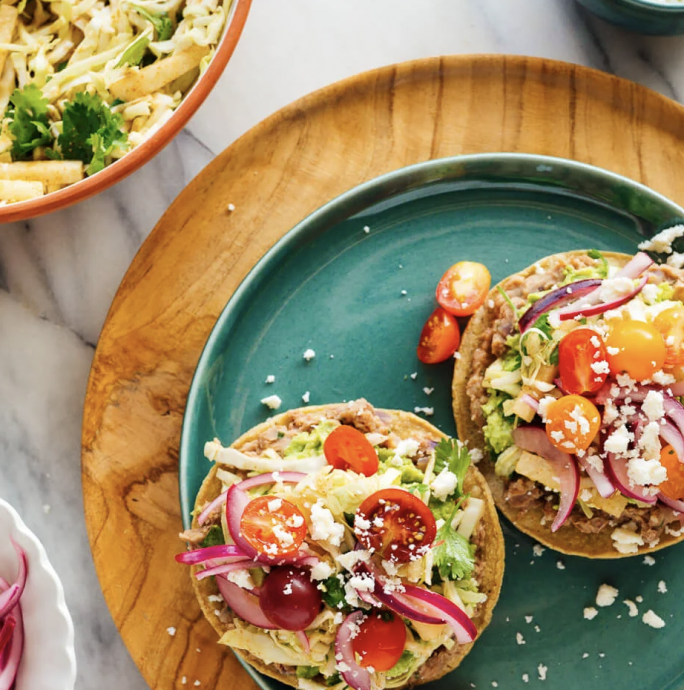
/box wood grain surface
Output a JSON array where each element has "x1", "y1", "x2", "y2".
[{"x1": 81, "y1": 55, "x2": 684, "y2": 690}]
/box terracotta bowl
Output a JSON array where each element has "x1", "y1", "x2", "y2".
[{"x1": 0, "y1": 0, "x2": 252, "y2": 223}]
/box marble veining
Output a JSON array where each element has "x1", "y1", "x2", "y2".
[{"x1": 2, "y1": 0, "x2": 684, "y2": 687}]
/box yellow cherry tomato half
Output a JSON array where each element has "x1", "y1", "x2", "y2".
[
  {"x1": 435, "y1": 261, "x2": 491, "y2": 317},
  {"x1": 653, "y1": 306, "x2": 684, "y2": 370},
  {"x1": 658, "y1": 444, "x2": 684, "y2": 501},
  {"x1": 545, "y1": 394, "x2": 601, "y2": 454},
  {"x1": 605, "y1": 320, "x2": 667, "y2": 382}
]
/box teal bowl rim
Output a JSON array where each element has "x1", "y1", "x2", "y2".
[
  {"x1": 177, "y1": 151, "x2": 684, "y2": 690},
  {"x1": 619, "y1": 0, "x2": 684, "y2": 12},
  {"x1": 178, "y1": 150, "x2": 684, "y2": 526}
]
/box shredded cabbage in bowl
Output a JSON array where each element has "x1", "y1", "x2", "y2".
[{"x1": 0, "y1": 0, "x2": 232, "y2": 202}]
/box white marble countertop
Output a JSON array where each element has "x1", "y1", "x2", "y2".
[{"x1": 1, "y1": 1, "x2": 684, "y2": 688}]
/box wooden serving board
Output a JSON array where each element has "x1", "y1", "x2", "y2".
[{"x1": 81, "y1": 55, "x2": 684, "y2": 690}]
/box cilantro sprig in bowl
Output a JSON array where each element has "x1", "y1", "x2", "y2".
[{"x1": 0, "y1": 0, "x2": 251, "y2": 221}]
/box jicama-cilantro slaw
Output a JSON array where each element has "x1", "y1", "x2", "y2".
[
  {"x1": 176, "y1": 400, "x2": 504, "y2": 690},
  {"x1": 0, "y1": 0, "x2": 232, "y2": 202}
]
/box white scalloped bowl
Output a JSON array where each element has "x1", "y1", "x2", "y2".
[{"x1": 0, "y1": 499, "x2": 76, "y2": 690}]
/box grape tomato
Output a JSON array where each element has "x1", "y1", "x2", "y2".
[{"x1": 260, "y1": 566, "x2": 322, "y2": 630}]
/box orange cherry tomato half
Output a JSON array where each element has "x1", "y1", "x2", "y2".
[
  {"x1": 352, "y1": 611, "x2": 407, "y2": 672},
  {"x1": 545, "y1": 394, "x2": 601, "y2": 454},
  {"x1": 654, "y1": 306, "x2": 684, "y2": 370},
  {"x1": 435, "y1": 261, "x2": 491, "y2": 317},
  {"x1": 417, "y1": 307, "x2": 460, "y2": 364},
  {"x1": 558, "y1": 328, "x2": 609, "y2": 395},
  {"x1": 355, "y1": 488, "x2": 437, "y2": 563},
  {"x1": 323, "y1": 425, "x2": 379, "y2": 476},
  {"x1": 240, "y1": 496, "x2": 307, "y2": 556},
  {"x1": 605, "y1": 320, "x2": 667, "y2": 382},
  {"x1": 658, "y1": 444, "x2": 684, "y2": 501}
]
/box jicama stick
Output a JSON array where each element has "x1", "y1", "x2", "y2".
[
  {"x1": 0, "y1": 161, "x2": 84, "y2": 184},
  {"x1": 0, "y1": 179, "x2": 44, "y2": 201},
  {"x1": 110, "y1": 45, "x2": 208, "y2": 102}
]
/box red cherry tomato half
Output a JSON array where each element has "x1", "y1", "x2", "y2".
[
  {"x1": 240, "y1": 496, "x2": 307, "y2": 557},
  {"x1": 436, "y1": 261, "x2": 491, "y2": 317},
  {"x1": 352, "y1": 611, "x2": 407, "y2": 672},
  {"x1": 417, "y1": 307, "x2": 460, "y2": 364},
  {"x1": 558, "y1": 328, "x2": 609, "y2": 395},
  {"x1": 323, "y1": 425, "x2": 379, "y2": 476},
  {"x1": 355, "y1": 488, "x2": 437, "y2": 563}
]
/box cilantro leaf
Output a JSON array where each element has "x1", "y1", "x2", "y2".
[
  {"x1": 320, "y1": 576, "x2": 350, "y2": 612},
  {"x1": 433, "y1": 438, "x2": 470, "y2": 497},
  {"x1": 531, "y1": 312, "x2": 553, "y2": 339},
  {"x1": 432, "y1": 511, "x2": 476, "y2": 581},
  {"x1": 131, "y1": 4, "x2": 174, "y2": 40},
  {"x1": 296, "y1": 667, "x2": 319, "y2": 680},
  {"x1": 116, "y1": 31, "x2": 152, "y2": 68},
  {"x1": 7, "y1": 84, "x2": 54, "y2": 159},
  {"x1": 200, "y1": 525, "x2": 224, "y2": 548},
  {"x1": 325, "y1": 674, "x2": 341, "y2": 687},
  {"x1": 587, "y1": 249, "x2": 609, "y2": 278},
  {"x1": 58, "y1": 92, "x2": 128, "y2": 175}
]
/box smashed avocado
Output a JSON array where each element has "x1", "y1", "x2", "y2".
[
  {"x1": 482, "y1": 390, "x2": 514, "y2": 455},
  {"x1": 284, "y1": 420, "x2": 337, "y2": 458},
  {"x1": 656, "y1": 283, "x2": 674, "y2": 302},
  {"x1": 377, "y1": 448, "x2": 425, "y2": 484},
  {"x1": 200, "y1": 524, "x2": 224, "y2": 548},
  {"x1": 386, "y1": 651, "x2": 416, "y2": 680},
  {"x1": 561, "y1": 249, "x2": 608, "y2": 284}
]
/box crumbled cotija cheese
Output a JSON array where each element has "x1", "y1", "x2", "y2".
[
  {"x1": 310, "y1": 500, "x2": 344, "y2": 546},
  {"x1": 310, "y1": 561, "x2": 333, "y2": 581},
  {"x1": 596, "y1": 584, "x2": 618, "y2": 607},
  {"x1": 628, "y1": 455, "x2": 667, "y2": 486},
  {"x1": 623, "y1": 600, "x2": 639, "y2": 617},
  {"x1": 639, "y1": 225, "x2": 684, "y2": 255},
  {"x1": 642, "y1": 390, "x2": 665, "y2": 421},
  {"x1": 612, "y1": 527, "x2": 645, "y2": 554},
  {"x1": 583, "y1": 607, "x2": 598, "y2": 620},
  {"x1": 598, "y1": 277, "x2": 636, "y2": 303},
  {"x1": 642, "y1": 610, "x2": 666, "y2": 629},
  {"x1": 227, "y1": 569, "x2": 254, "y2": 590},
  {"x1": 303, "y1": 349, "x2": 316, "y2": 361},
  {"x1": 604, "y1": 426, "x2": 632, "y2": 454},
  {"x1": 431, "y1": 469, "x2": 458, "y2": 500},
  {"x1": 260, "y1": 394, "x2": 282, "y2": 410}
]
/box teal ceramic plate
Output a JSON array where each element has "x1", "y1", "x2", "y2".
[{"x1": 180, "y1": 153, "x2": 684, "y2": 690}]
